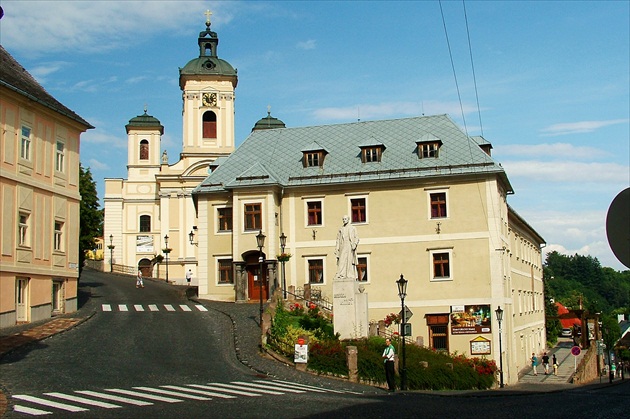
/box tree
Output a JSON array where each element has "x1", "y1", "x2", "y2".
[{"x1": 79, "y1": 164, "x2": 103, "y2": 276}]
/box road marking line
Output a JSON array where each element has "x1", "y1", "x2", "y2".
[
  {"x1": 75, "y1": 390, "x2": 153, "y2": 406},
  {"x1": 148, "y1": 304, "x2": 159, "y2": 311},
  {"x1": 195, "y1": 305, "x2": 208, "y2": 311},
  {"x1": 254, "y1": 380, "x2": 326, "y2": 393},
  {"x1": 132, "y1": 387, "x2": 211, "y2": 401},
  {"x1": 272, "y1": 379, "x2": 351, "y2": 394},
  {"x1": 161, "y1": 385, "x2": 236, "y2": 399},
  {"x1": 12, "y1": 395, "x2": 89, "y2": 412},
  {"x1": 13, "y1": 405, "x2": 52, "y2": 416},
  {"x1": 134, "y1": 305, "x2": 144, "y2": 311},
  {"x1": 180, "y1": 305, "x2": 192, "y2": 311},
  {"x1": 189, "y1": 384, "x2": 261, "y2": 397},
  {"x1": 164, "y1": 304, "x2": 176, "y2": 312},
  {"x1": 118, "y1": 304, "x2": 128, "y2": 312},
  {"x1": 102, "y1": 304, "x2": 112, "y2": 312},
  {"x1": 232, "y1": 381, "x2": 305, "y2": 393},
  {"x1": 105, "y1": 388, "x2": 182, "y2": 403},
  {"x1": 44, "y1": 392, "x2": 121, "y2": 409},
  {"x1": 208, "y1": 382, "x2": 284, "y2": 395}
]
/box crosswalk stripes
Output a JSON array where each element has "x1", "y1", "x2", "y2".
[
  {"x1": 11, "y1": 379, "x2": 359, "y2": 416},
  {"x1": 100, "y1": 303, "x2": 209, "y2": 313}
]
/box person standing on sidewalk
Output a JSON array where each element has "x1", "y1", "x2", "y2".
[
  {"x1": 531, "y1": 353, "x2": 538, "y2": 376},
  {"x1": 542, "y1": 352, "x2": 550, "y2": 375},
  {"x1": 382, "y1": 338, "x2": 396, "y2": 391},
  {"x1": 186, "y1": 269, "x2": 193, "y2": 285},
  {"x1": 136, "y1": 269, "x2": 144, "y2": 288},
  {"x1": 552, "y1": 354, "x2": 558, "y2": 375}
]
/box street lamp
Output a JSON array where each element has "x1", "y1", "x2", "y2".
[
  {"x1": 108, "y1": 234, "x2": 115, "y2": 273},
  {"x1": 163, "y1": 235, "x2": 171, "y2": 283},
  {"x1": 256, "y1": 230, "x2": 266, "y2": 336},
  {"x1": 495, "y1": 306, "x2": 504, "y2": 388},
  {"x1": 279, "y1": 232, "x2": 287, "y2": 299},
  {"x1": 396, "y1": 274, "x2": 408, "y2": 391}
]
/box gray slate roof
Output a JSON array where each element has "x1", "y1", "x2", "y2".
[
  {"x1": 194, "y1": 114, "x2": 512, "y2": 194},
  {"x1": 0, "y1": 46, "x2": 93, "y2": 129}
]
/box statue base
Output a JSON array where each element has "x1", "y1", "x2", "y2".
[{"x1": 332, "y1": 277, "x2": 369, "y2": 340}]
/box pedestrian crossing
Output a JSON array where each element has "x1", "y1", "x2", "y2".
[
  {"x1": 11, "y1": 379, "x2": 358, "y2": 416},
  {"x1": 101, "y1": 303, "x2": 208, "y2": 312}
]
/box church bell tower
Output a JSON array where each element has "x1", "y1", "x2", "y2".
[{"x1": 179, "y1": 10, "x2": 237, "y2": 157}]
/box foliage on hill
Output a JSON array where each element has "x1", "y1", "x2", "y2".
[{"x1": 543, "y1": 251, "x2": 628, "y2": 348}]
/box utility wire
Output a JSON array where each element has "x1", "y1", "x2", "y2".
[{"x1": 463, "y1": 0, "x2": 484, "y2": 137}]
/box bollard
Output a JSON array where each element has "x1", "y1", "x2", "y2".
[{"x1": 346, "y1": 346, "x2": 358, "y2": 382}]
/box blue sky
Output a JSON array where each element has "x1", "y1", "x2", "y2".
[{"x1": 1, "y1": 1, "x2": 628, "y2": 271}]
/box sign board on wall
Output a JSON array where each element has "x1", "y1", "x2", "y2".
[
  {"x1": 470, "y1": 336, "x2": 491, "y2": 355},
  {"x1": 136, "y1": 235, "x2": 154, "y2": 253},
  {"x1": 450, "y1": 304, "x2": 492, "y2": 335}
]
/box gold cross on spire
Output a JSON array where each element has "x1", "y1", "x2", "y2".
[{"x1": 204, "y1": 9, "x2": 213, "y2": 27}]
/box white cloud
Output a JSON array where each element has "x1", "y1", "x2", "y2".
[
  {"x1": 0, "y1": 1, "x2": 234, "y2": 57},
  {"x1": 312, "y1": 100, "x2": 478, "y2": 121},
  {"x1": 501, "y1": 160, "x2": 628, "y2": 183},
  {"x1": 497, "y1": 143, "x2": 610, "y2": 160},
  {"x1": 85, "y1": 159, "x2": 109, "y2": 171},
  {"x1": 540, "y1": 119, "x2": 629, "y2": 136},
  {"x1": 81, "y1": 129, "x2": 127, "y2": 149},
  {"x1": 297, "y1": 39, "x2": 317, "y2": 50}
]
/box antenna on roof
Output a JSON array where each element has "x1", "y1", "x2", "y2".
[
  {"x1": 421, "y1": 101, "x2": 425, "y2": 116},
  {"x1": 357, "y1": 106, "x2": 360, "y2": 122}
]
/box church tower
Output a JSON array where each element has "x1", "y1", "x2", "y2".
[
  {"x1": 125, "y1": 108, "x2": 164, "y2": 180},
  {"x1": 179, "y1": 10, "x2": 237, "y2": 156}
]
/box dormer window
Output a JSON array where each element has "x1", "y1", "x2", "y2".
[
  {"x1": 360, "y1": 145, "x2": 385, "y2": 163},
  {"x1": 417, "y1": 141, "x2": 442, "y2": 159},
  {"x1": 304, "y1": 151, "x2": 324, "y2": 167},
  {"x1": 417, "y1": 133, "x2": 442, "y2": 159}
]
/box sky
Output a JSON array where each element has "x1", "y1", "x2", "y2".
[{"x1": 1, "y1": 1, "x2": 628, "y2": 271}]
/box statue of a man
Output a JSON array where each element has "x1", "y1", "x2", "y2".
[{"x1": 334, "y1": 215, "x2": 359, "y2": 280}]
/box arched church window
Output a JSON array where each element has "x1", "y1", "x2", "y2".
[
  {"x1": 203, "y1": 111, "x2": 217, "y2": 139},
  {"x1": 139, "y1": 140, "x2": 149, "y2": 160}
]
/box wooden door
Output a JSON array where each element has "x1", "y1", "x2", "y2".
[{"x1": 247, "y1": 264, "x2": 267, "y2": 301}]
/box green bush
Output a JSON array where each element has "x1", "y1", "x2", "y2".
[{"x1": 308, "y1": 340, "x2": 348, "y2": 376}]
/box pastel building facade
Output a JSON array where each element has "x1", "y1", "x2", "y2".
[{"x1": 0, "y1": 46, "x2": 92, "y2": 327}]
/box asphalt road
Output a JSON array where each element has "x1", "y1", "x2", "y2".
[{"x1": 1, "y1": 270, "x2": 628, "y2": 418}]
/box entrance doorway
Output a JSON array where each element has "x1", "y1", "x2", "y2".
[
  {"x1": 247, "y1": 263, "x2": 267, "y2": 301},
  {"x1": 138, "y1": 258, "x2": 153, "y2": 278},
  {"x1": 16, "y1": 278, "x2": 29, "y2": 322}
]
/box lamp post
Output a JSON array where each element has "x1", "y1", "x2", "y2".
[
  {"x1": 163, "y1": 235, "x2": 170, "y2": 283},
  {"x1": 495, "y1": 306, "x2": 504, "y2": 388},
  {"x1": 256, "y1": 230, "x2": 266, "y2": 336},
  {"x1": 279, "y1": 232, "x2": 287, "y2": 299},
  {"x1": 396, "y1": 274, "x2": 408, "y2": 391},
  {"x1": 108, "y1": 234, "x2": 115, "y2": 273}
]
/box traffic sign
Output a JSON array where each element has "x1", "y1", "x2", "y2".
[
  {"x1": 399, "y1": 305, "x2": 413, "y2": 321},
  {"x1": 571, "y1": 346, "x2": 581, "y2": 356}
]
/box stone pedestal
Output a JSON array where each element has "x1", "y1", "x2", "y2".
[{"x1": 333, "y1": 279, "x2": 369, "y2": 340}]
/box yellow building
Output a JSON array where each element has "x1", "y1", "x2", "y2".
[
  {"x1": 85, "y1": 237, "x2": 104, "y2": 261},
  {"x1": 103, "y1": 15, "x2": 236, "y2": 283},
  {"x1": 192, "y1": 115, "x2": 546, "y2": 386},
  {"x1": 0, "y1": 46, "x2": 93, "y2": 327}
]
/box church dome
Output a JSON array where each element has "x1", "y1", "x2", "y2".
[
  {"x1": 252, "y1": 111, "x2": 286, "y2": 132},
  {"x1": 126, "y1": 110, "x2": 164, "y2": 134}
]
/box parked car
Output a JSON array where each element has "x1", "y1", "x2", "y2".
[{"x1": 561, "y1": 328, "x2": 572, "y2": 337}]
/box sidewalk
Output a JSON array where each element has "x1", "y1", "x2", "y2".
[{"x1": 517, "y1": 338, "x2": 584, "y2": 387}]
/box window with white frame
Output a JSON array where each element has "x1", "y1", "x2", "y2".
[
  {"x1": 307, "y1": 258, "x2": 324, "y2": 284},
  {"x1": 429, "y1": 191, "x2": 448, "y2": 219},
  {"x1": 356, "y1": 256, "x2": 368, "y2": 282},
  {"x1": 20, "y1": 126, "x2": 32, "y2": 160},
  {"x1": 18, "y1": 213, "x2": 29, "y2": 247},
  {"x1": 306, "y1": 200, "x2": 323, "y2": 226},
  {"x1": 54, "y1": 221, "x2": 64, "y2": 251},
  {"x1": 429, "y1": 249, "x2": 452, "y2": 281},
  {"x1": 217, "y1": 259, "x2": 234, "y2": 284},
  {"x1": 350, "y1": 196, "x2": 367, "y2": 223},
  {"x1": 244, "y1": 203, "x2": 262, "y2": 231},
  {"x1": 55, "y1": 141, "x2": 65, "y2": 173},
  {"x1": 217, "y1": 207, "x2": 233, "y2": 232},
  {"x1": 139, "y1": 215, "x2": 151, "y2": 232}
]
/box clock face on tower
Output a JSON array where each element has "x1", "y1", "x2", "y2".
[{"x1": 202, "y1": 93, "x2": 217, "y2": 107}]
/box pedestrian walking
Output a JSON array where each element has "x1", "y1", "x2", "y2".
[
  {"x1": 186, "y1": 269, "x2": 193, "y2": 284},
  {"x1": 136, "y1": 269, "x2": 144, "y2": 288},
  {"x1": 552, "y1": 354, "x2": 558, "y2": 375},
  {"x1": 382, "y1": 338, "x2": 396, "y2": 391},
  {"x1": 542, "y1": 352, "x2": 550, "y2": 375},
  {"x1": 531, "y1": 353, "x2": 538, "y2": 376}
]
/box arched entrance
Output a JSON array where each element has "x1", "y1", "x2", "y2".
[
  {"x1": 245, "y1": 251, "x2": 267, "y2": 301},
  {"x1": 138, "y1": 258, "x2": 153, "y2": 278}
]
